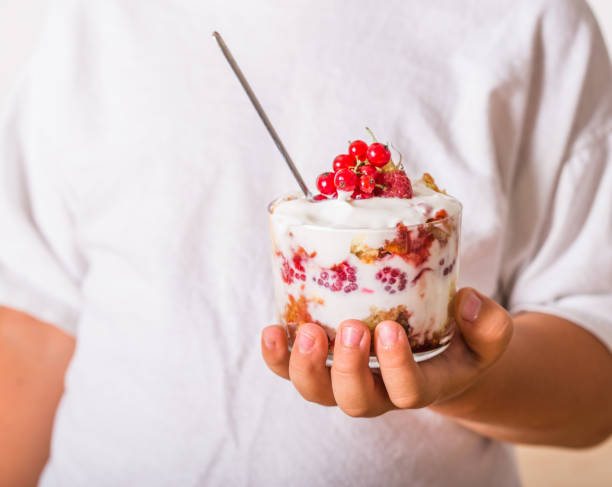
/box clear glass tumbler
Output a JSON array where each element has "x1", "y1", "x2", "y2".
[{"x1": 268, "y1": 195, "x2": 461, "y2": 367}]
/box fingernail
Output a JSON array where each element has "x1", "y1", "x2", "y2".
[
  {"x1": 377, "y1": 323, "x2": 398, "y2": 348},
  {"x1": 263, "y1": 334, "x2": 276, "y2": 350},
  {"x1": 296, "y1": 330, "x2": 315, "y2": 353},
  {"x1": 461, "y1": 291, "x2": 482, "y2": 322},
  {"x1": 341, "y1": 326, "x2": 364, "y2": 348}
]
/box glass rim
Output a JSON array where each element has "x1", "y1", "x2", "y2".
[{"x1": 267, "y1": 192, "x2": 462, "y2": 233}]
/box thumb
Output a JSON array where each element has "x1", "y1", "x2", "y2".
[{"x1": 454, "y1": 287, "x2": 513, "y2": 366}]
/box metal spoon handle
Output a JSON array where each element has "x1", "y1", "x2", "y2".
[{"x1": 213, "y1": 31, "x2": 311, "y2": 197}]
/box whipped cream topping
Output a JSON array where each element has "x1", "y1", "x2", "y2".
[{"x1": 270, "y1": 181, "x2": 461, "y2": 229}]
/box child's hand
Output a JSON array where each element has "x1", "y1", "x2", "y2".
[{"x1": 261, "y1": 288, "x2": 513, "y2": 417}]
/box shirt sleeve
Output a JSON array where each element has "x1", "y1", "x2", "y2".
[
  {"x1": 0, "y1": 62, "x2": 83, "y2": 335},
  {"x1": 506, "y1": 133, "x2": 612, "y2": 349},
  {"x1": 501, "y1": 0, "x2": 612, "y2": 350}
]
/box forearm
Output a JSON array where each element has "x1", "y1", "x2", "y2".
[
  {"x1": 431, "y1": 312, "x2": 612, "y2": 447},
  {"x1": 0, "y1": 307, "x2": 75, "y2": 487}
]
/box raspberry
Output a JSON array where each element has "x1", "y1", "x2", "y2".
[
  {"x1": 375, "y1": 266, "x2": 407, "y2": 294},
  {"x1": 277, "y1": 250, "x2": 311, "y2": 284},
  {"x1": 292, "y1": 253, "x2": 305, "y2": 272},
  {"x1": 314, "y1": 261, "x2": 358, "y2": 293},
  {"x1": 375, "y1": 171, "x2": 413, "y2": 199}
]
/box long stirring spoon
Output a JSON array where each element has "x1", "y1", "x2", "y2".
[{"x1": 213, "y1": 31, "x2": 311, "y2": 198}]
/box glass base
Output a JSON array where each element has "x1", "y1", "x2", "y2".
[{"x1": 322, "y1": 341, "x2": 452, "y2": 368}]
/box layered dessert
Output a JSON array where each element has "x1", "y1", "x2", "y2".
[{"x1": 268, "y1": 133, "x2": 461, "y2": 364}]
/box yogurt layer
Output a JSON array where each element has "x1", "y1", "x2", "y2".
[{"x1": 270, "y1": 180, "x2": 461, "y2": 230}]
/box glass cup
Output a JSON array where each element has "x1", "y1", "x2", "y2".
[{"x1": 268, "y1": 195, "x2": 461, "y2": 367}]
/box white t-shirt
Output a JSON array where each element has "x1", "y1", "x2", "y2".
[{"x1": 1, "y1": 0, "x2": 611, "y2": 485}]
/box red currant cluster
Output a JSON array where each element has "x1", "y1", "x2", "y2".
[
  {"x1": 314, "y1": 138, "x2": 391, "y2": 200},
  {"x1": 313, "y1": 132, "x2": 413, "y2": 200}
]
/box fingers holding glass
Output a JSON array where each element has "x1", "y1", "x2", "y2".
[
  {"x1": 288, "y1": 323, "x2": 336, "y2": 406},
  {"x1": 331, "y1": 321, "x2": 394, "y2": 417}
]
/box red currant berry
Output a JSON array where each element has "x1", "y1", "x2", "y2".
[
  {"x1": 359, "y1": 174, "x2": 376, "y2": 194},
  {"x1": 334, "y1": 168, "x2": 357, "y2": 192},
  {"x1": 316, "y1": 172, "x2": 336, "y2": 195},
  {"x1": 360, "y1": 164, "x2": 378, "y2": 178},
  {"x1": 348, "y1": 140, "x2": 368, "y2": 161},
  {"x1": 352, "y1": 190, "x2": 373, "y2": 199},
  {"x1": 313, "y1": 194, "x2": 328, "y2": 201},
  {"x1": 367, "y1": 143, "x2": 391, "y2": 167},
  {"x1": 333, "y1": 154, "x2": 356, "y2": 172}
]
